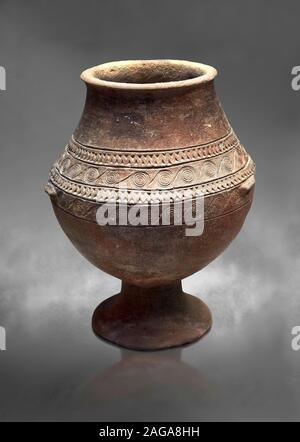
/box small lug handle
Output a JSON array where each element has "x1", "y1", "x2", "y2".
[
  {"x1": 44, "y1": 182, "x2": 57, "y2": 199},
  {"x1": 239, "y1": 175, "x2": 255, "y2": 196}
]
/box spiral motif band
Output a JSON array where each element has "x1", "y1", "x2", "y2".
[{"x1": 49, "y1": 129, "x2": 255, "y2": 205}]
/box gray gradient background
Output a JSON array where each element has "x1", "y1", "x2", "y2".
[{"x1": 0, "y1": 0, "x2": 299, "y2": 421}]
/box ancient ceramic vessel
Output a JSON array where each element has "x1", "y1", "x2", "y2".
[{"x1": 46, "y1": 60, "x2": 255, "y2": 350}]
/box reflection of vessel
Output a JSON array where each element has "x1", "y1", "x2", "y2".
[
  {"x1": 74, "y1": 348, "x2": 211, "y2": 421},
  {"x1": 46, "y1": 60, "x2": 255, "y2": 350}
]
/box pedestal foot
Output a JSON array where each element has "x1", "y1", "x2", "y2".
[{"x1": 92, "y1": 282, "x2": 212, "y2": 351}]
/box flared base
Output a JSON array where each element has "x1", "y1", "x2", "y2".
[{"x1": 92, "y1": 282, "x2": 212, "y2": 351}]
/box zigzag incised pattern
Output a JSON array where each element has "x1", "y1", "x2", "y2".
[{"x1": 67, "y1": 130, "x2": 237, "y2": 168}]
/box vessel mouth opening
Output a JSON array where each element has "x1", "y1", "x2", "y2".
[{"x1": 81, "y1": 60, "x2": 217, "y2": 90}]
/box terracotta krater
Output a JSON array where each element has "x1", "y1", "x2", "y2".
[{"x1": 45, "y1": 60, "x2": 255, "y2": 350}]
